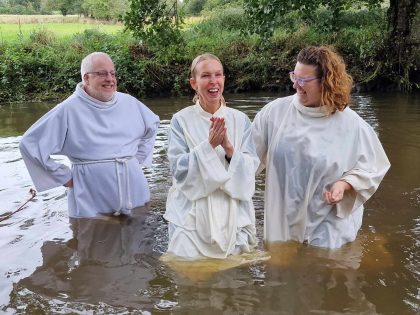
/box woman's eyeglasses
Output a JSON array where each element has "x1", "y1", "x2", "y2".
[{"x1": 289, "y1": 71, "x2": 319, "y2": 86}]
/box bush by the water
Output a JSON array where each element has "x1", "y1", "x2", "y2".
[{"x1": 0, "y1": 5, "x2": 393, "y2": 103}]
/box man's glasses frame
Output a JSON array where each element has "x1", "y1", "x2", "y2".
[{"x1": 86, "y1": 71, "x2": 117, "y2": 78}]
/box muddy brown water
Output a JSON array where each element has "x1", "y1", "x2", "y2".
[{"x1": 0, "y1": 92, "x2": 419, "y2": 314}]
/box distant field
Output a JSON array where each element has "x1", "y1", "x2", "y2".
[{"x1": 0, "y1": 15, "x2": 123, "y2": 42}]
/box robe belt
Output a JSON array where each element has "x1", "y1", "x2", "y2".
[{"x1": 70, "y1": 157, "x2": 134, "y2": 216}]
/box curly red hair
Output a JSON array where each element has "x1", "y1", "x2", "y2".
[{"x1": 297, "y1": 46, "x2": 353, "y2": 114}]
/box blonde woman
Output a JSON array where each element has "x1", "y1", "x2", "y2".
[{"x1": 164, "y1": 53, "x2": 259, "y2": 259}]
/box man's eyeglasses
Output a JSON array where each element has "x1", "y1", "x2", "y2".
[
  {"x1": 87, "y1": 71, "x2": 117, "y2": 78},
  {"x1": 289, "y1": 71, "x2": 319, "y2": 86}
]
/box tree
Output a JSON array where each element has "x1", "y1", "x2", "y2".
[
  {"x1": 243, "y1": 0, "x2": 419, "y2": 90},
  {"x1": 59, "y1": 0, "x2": 75, "y2": 15},
  {"x1": 42, "y1": 0, "x2": 83, "y2": 16},
  {"x1": 384, "y1": 0, "x2": 419, "y2": 90},
  {"x1": 83, "y1": 0, "x2": 128, "y2": 20},
  {"x1": 123, "y1": 0, "x2": 183, "y2": 48},
  {"x1": 243, "y1": 0, "x2": 382, "y2": 37},
  {"x1": 32, "y1": 0, "x2": 40, "y2": 10},
  {"x1": 6, "y1": 0, "x2": 41, "y2": 12},
  {"x1": 183, "y1": 0, "x2": 206, "y2": 16}
]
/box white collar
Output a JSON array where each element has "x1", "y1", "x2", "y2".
[
  {"x1": 292, "y1": 94, "x2": 329, "y2": 118},
  {"x1": 76, "y1": 82, "x2": 117, "y2": 108},
  {"x1": 194, "y1": 100, "x2": 226, "y2": 118}
]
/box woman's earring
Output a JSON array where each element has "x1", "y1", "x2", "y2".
[{"x1": 193, "y1": 91, "x2": 199, "y2": 103}]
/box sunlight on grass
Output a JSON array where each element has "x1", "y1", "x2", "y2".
[
  {"x1": 0, "y1": 23, "x2": 123, "y2": 42},
  {"x1": 0, "y1": 14, "x2": 203, "y2": 42},
  {"x1": 0, "y1": 14, "x2": 120, "y2": 24},
  {"x1": 183, "y1": 16, "x2": 203, "y2": 26},
  {"x1": 0, "y1": 15, "x2": 123, "y2": 42}
]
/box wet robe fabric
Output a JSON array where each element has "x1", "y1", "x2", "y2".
[
  {"x1": 164, "y1": 103, "x2": 259, "y2": 258},
  {"x1": 252, "y1": 94, "x2": 390, "y2": 249},
  {"x1": 19, "y1": 83, "x2": 160, "y2": 218}
]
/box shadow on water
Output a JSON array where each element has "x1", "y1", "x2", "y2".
[{"x1": 1, "y1": 92, "x2": 419, "y2": 314}]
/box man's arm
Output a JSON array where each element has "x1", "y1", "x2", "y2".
[{"x1": 19, "y1": 104, "x2": 72, "y2": 192}]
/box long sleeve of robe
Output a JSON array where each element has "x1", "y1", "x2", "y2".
[
  {"x1": 164, "y1": 103, "x2": 259, "y2": 258},
  {"x1": 19, "y1": 83, "x2": 160, "y2": 218},
  {"x1": 252, "y1": 94, "x2": 390, "y2": 249}
]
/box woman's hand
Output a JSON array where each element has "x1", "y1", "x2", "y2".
[
  {"x1": 210, "y1": 117, "x2": 234, "y2": 157},
  {"x1": 209, "y1": 117, "x2": 225, "y2": 148},
  {"x1": 324, "y1": 180, "x2": 353, "y2": 204},
  {"x1": 63, "y1": 178, "x2": 73, "y2": 188},
  {"x1": 221, "y1": 130, "x2": 234, "y2": 158}
]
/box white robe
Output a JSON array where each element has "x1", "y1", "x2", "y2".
[
  {"x1": 252, "y1": 94, "x2": 390, "y2": 249},
  {"x1": 164, "y1": 103, "x2": 259, "y2": 258},
  {"x1": 19, "y1": 83, "x2": 160, "y2": 218}
]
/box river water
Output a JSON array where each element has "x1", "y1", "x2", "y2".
[{"x1": 0, "y1": 92, "x2": 419, "y2": 314}]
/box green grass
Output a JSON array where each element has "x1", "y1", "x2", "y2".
[{"x1": 0, "y1": 23, "x2": 123, "y2": 42}]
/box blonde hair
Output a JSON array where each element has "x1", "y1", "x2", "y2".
[
  {"x1": 297, "y1": 46, "x2": 353, "y2": 114},
  {"x1": 190, "y1": 53, "x2": 226, "y2": 105}
]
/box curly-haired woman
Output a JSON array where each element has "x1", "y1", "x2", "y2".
[{"x1": 252, "y1": 46, "x2": 390, "y2": 249}]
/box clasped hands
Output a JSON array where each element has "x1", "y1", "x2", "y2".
[{"x1": 208, "y1": 116, "x2": 234, "y2": 158}]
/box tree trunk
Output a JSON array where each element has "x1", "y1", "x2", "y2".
[{"x1": 386, "y1": 0, "x2": 419, "y2": 90}]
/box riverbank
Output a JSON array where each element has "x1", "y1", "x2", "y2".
[{"x1": 0, "y1": 7, "x2": 417, "y2": 103}]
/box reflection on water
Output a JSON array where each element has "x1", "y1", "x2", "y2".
[
  {"x1": 0, "y1": 92, "x2": 419, "y2": 314},
  {"x1": 15, "y1": 215, "x2": 167, "y2": 310}
]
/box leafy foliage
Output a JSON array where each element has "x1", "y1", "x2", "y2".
[
  {"x1": 190, "y1": 5, "x2": 245, "y2": 34},
  {"x1": 183, "y1": 0, "x2": 206, "y2": 16},
  {"x1": 0, "y1": 0, "x2": 417, "y2": 103},
  {"x1": 0, "y1": 0, "x2": 38, "y2": 14},
  {"x1": 42, "y1": 0, "x2": 83, "y2": 16},
  {"x1": 202, "y1": 0, "x2": 241, "y2": 11},
  {"x1": 0, "y1": 0, "x2": 128, "y2": 18},
  {"x1": 83, "y1": 0, "x2": 128, "y2": 20},
  {"x1": 123, "y1": 0, "x2": 184, "y2": 51},
  {"x1": 243, "y1": 0, "x2": 384, "y2": 37}
]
